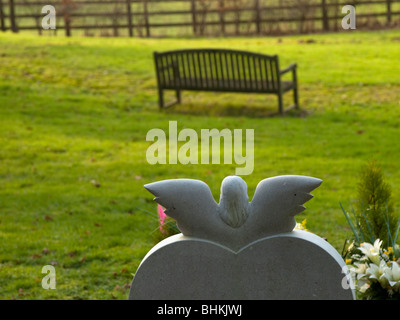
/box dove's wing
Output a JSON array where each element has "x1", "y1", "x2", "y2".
[
  {"x1": 144, "y1": 179, "x2": 221, "y2": 237},
  {"x1": 247, "y1": 175, "x2": 322, "y2": 236}
]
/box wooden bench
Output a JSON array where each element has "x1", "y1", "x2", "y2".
[{"x1": 153, "y1": 49, "x2": 299, "y2": 114}]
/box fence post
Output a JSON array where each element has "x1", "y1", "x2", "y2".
[
  {"x1": 191, "y1": 0, "x2": 197, "y2": 35},
  {"x1": 0, "y1": 0, "x2": 5, "y2": 31},
  {"x1": 321, "y1": 0, "x2": 329, "y2": 31},
  {"x1": 9, "y1": 0, "x2": 18, "y2": 32},
  {"x1": 36, "y1": 16, "x2": 42, "y2": 36},
  {"x1": 62, "y1": 0, "x2": 72, "y2": 37},
  {"x1": 386, "y1": 0, "x2": 392, "y2": 25},
  {"x1": 254, "y1": 0, "x2": 261, "y2": 34},
  {"x1": 143, "y1": 0, "x2": 150, "y2": 37},
  {"x1": 334, "y1": 0, "x2": 339, "y2": 31},
  {"x1": 126, "y1": 0, "x2": 133, "y2": 37},
  {"x1": 218, "y1": 0, "x2": 225, "y2": 35},
  {"x1": 64, "y1": 16, "x2": 71, "y2": 37}
]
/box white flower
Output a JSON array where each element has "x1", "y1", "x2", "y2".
[
  {"x1": 366, "y1": 260, "x2": 389, "y2": 287},
  {"x1": 384, "y1": 261, "x2": 400, "y2": 292},
  {"x1": 358, "y1": 280, "x2": 370, "y2": 293},
  {"x1": 350, "y1": 262, "x2": 368, "y2": 280},
  {"x1": 359, "y1": 239, "x2": 382, "y2": 265}
]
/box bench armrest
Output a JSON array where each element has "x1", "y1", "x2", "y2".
[{"x1": 280, "y1": 63, "x2": 297, "y2": 75}]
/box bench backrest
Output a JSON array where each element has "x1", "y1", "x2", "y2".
[{"x1": 154, "y1": 49, "x2": 280, "y2": 92}]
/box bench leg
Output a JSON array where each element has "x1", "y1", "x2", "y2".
[
  {"x1": 293, "y1": 85, "x2": 299, "y2": 109},
  {"x1": 293, "y1": 67, "x2": 299, "y2": 109},
  {"x1": 176, "y1": 90, "x2": 181, "y2": 104},
  {"x1": 158, "y1": 89, "x2": 164, "y2": 109},
  {"x1": 159, "y1": 90, "x2": 181, "y2": 109},
  {"x1": 277, "y1": 92, "x2": 284, "y2": 114}
]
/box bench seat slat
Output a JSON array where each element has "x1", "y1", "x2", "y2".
[{"x1": 161, "y1": 78, "x2": 294, "y2": 93}]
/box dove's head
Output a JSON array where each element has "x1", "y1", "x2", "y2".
[{"x1": 219, "y1": 176, "x2": 249, "y2": 228}]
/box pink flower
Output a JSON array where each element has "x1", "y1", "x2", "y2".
[{"x1": 157, "y1": 204, "x2": 166, "y2": 232}]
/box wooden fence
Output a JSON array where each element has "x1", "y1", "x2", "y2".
[{"x1": 0, "y1": 0, "x2": 399, "y2": 37}]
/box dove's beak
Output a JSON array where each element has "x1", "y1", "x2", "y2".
[
  {"x1": 144, "y1": 182, "x2": 158, "y2": 197},
  {"x1": 304, "y1": 177, "x2": 323, "y2": 192}
]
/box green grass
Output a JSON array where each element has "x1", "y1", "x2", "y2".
[{"x1": 1, "y1": 30, "x2": 400, "y2": 299}]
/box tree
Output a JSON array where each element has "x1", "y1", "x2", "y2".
[{"x1": 356, "y1": 160, "x2": 398, "y2": 248}]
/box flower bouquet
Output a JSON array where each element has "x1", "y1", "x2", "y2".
[
  {"x1": 346, "y1": 239, "x2": 400, "y2": 300},
  {"x1": 156, "y1": 204, "x2": 180, "y2": 240}
]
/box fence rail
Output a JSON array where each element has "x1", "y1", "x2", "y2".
[{"x1": 1, "y1": 0, "x2": 399, "y2": 37}]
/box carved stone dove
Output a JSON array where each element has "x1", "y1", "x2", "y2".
[{"x1": 144, "y1": 175, "x2": 322, "y2": 251}]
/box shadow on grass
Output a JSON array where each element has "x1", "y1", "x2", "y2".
[
  {"x1": 161, "y1": 101, "x2": 311, "y2": 118},
  {"x1": 156, "y1": 90, "x2": 312, "y2": 118}
]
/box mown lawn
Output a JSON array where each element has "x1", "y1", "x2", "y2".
[{"x1": 1, "y1": 30, "x2": 400, "y2": 299}]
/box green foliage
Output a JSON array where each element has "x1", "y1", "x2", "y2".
[
  {"x1": 341, "y1": 161, "x2": 400, "y2": 249},
  {"x1": 357, "y1": 161, "x2": 398, "y2": 247},
  {"x1": 140, "y1": 205, "x2": 180, "y2": 243},
  {"x1": 359, "y1": 281, "x2": 400, "y2": 301},
  {"x1": 153, "y1": 216, "x2": 180, "y2": 243}
]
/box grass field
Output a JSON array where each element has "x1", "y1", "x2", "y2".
[{"x1": 1, "y1": 30, "x2": 400, "y2": 299}]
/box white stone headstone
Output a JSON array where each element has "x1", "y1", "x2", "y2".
[{"x1": 129, "y1": 175, "x2": 355, "y2": 300}]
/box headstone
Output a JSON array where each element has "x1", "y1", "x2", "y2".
[{"x1": 129, "y1": 175, "x2": 355, "y2": 300}]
